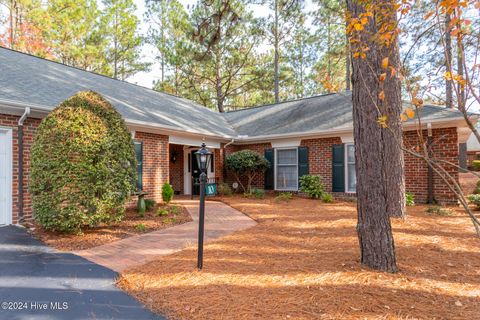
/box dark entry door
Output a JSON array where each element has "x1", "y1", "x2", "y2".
[{"x1": 191, "y1": 150, "x2": 201, "y2": 195}]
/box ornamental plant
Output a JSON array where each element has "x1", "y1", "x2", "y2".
[
  {"x1": 299, "y1": 175, "x2": 324, "y2": 199},
  {"x1": 30, "y1": 91, "x2": 137, "y2": 233},
  {"x1": 162, "y1": 182, "x2": 174, "y2": 204},
  {"x1": 225, "y1": 150, "x2": 270, "y2": 193}
]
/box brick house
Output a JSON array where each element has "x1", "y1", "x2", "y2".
[{"x1": 0, "y1": 47, "x2": 474, "y2": 225}]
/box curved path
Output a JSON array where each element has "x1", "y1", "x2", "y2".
[{"x1": 77, "y1": 200, "x2": 256, "y2": 273}]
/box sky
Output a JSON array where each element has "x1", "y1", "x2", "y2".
[{"x1": 128, "y1": 0, "x2": 315, "y2": 88}]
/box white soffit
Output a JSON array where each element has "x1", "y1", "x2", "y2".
[
  {"x1": 340, "y1": 135, "x2": 354, "y2": 143},
  {"x1": 271, "y1": 138, "x2": 301, "y2": 148},
  {"x1": 169, "y1": 135, "x2": 220, "y2": 149}
]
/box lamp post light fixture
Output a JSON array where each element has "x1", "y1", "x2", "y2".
[{"x1": 194, "y1": 142, "x2": 212, "y2": 270}]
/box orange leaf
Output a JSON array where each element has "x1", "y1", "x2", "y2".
[
  {"x1": 401, "y1": 113, "x2": 408, "y2": 121},
  {"x1": 382, "y1": 57, "x2": 389, "y2": 69},
  {"x1": 406, "y1": 107, "x2": 415, "y2": 118},
  {"x1": 390, "y1": 67, "x2": 397, "y2": 77},
  {"x1": 354, "y1": 23, "x2": 364, "y2": 31},
  {"x1": 379, "y1": 91, "x2": 385, "y2": 101},
  {"x1": 379, "y1": 73, "x2": 387, "y2": 81}
]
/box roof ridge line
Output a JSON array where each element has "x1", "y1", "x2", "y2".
[{"x1": 224, "y1": 92, "x2": 346, "y2": 114}]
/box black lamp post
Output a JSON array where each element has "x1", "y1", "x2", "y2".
[{"x1": 194, "y1": 142, "x2": 212, "y2": 269}]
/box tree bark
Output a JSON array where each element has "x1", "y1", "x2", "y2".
[
  {"x1": 444, "y1": 13, "x2": 453, "y2": 108},
  {"x1": 346, "y1": 32, "x2": 351, "y2": 90},
  {"x1": 457, "y1": 38, "x2": 465, "y2": 110},
  {"x1": 384, "y1": 41, "x2": 405, "y2": 218},
  {"x1": 346, "y1": 0, "x2": 398, "y2": 272},
  {"x1": 274, "y1": 0, "x2": 280, "y2": 103},
  {"x1": 215, "y1": 49, "x2": 225, "y2": 113}
]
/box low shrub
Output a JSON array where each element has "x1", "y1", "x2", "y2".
[
  {"x1": 163, "y1": 217, "x2": 177, "y2": 224},
  {"x1": 169, "y1": 205, "x2": 181, "y2": 215},
  {"x1": 467, "y1": 194, "x2": 480, "y2": 209},
  {"x1": 405, "y1": 192, "x2": 415, "y2": 206},
  {"x1": 218, "y1": 183, "x2": 233, "y2": 196},
  {"x1": 145, "y1": 199, "x2": 156, "y2": 211},
  {"x1": 275, "y1": 192, "x2": 293, "y2": 202},
  {"x1": 249, "y1": 188, "x2": 265, "y2": 199},
  {"x1": 473, "y1": 160, "x2": 480, "y2": 171},
  {"x1": 156, "y1": 208, "x2": 169, "y2": 216},
  {"x1": 299, "y1": 175, "x2": 324, "y2": 199},
  {"x1": 426, "y1": 206, "x2": 453, "y2": 216},
  {"x1": 473, "y1": 180, "x2": 480, "y2": 194},
  {"x1": 135, "y1": 223, "x2": 146, "y2": 232},
  {"x1": 321, "y1": 193, "x2": 334, "y2": 203},
  {"x1": 162, "y1": 183, "x2": 174, "y2": 204}
]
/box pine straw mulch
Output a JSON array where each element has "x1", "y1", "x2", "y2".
[
  {"x1": 118, "y1": 196, "x2": 480, "y2": 320},
  {"x1": 29, "y1": 203, "x2": 191, "y2": 251},
  {"x1": 460, "y1": 171, "x2": 479, "y2": 194}
]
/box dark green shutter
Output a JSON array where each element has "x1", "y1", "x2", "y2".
[
  {"x1": 134, "y1": 141, "x2": 143, "y2": 191},
  {"x1": 298, "y1": 147, "x2": 309, "y2": 179},
  {"x1": 332, "y1": 144, "x2": 345, "y2": 192},
  {"x1": 264, "y1": 149, "x2": 274, "y2": 190}
]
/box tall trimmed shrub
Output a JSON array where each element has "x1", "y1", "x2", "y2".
[
  {"x1": 30, "y1": 91, "x2": 137, "y2": 232},
  {"x1": 162, "y1": 182, "x2": 174, "y2": 204},
  {"x1": 226, "y1": 150, "x2": 269, "y2": 193}
]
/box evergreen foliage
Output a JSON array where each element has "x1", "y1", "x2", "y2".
[{"x1": 30, "y1": 91, "x2": 137, "y2": 232}]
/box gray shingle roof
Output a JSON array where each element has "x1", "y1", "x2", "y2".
[
  {"x1": 0, "y1": 47, "x2": 236, "y2": 137},
  {"x1": 223, "y1": 91, "x2": 470, "y2": 137},
  {"x1": 0, "y1": 47, "x2": 470, "y2": 141}
]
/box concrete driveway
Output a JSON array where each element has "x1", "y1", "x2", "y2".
[{"x1": 0, "y1": 225, "x2": 164, "y2": 320}]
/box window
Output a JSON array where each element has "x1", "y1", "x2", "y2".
[
  {"x1": 134, "y1": 141, "x2": 143, "y2": 190},
  {"x1": 275, "y1": 148, "x2": 298, "y2": 190},
  {"x1": 345, "y1": 144, "x2": 356, "y2": 192}
]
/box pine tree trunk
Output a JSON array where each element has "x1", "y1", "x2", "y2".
[
  {"x1": 457, "y1": 39, "x2": 465, "y2": 110},
  {"x1": 444, "y1": 14, "x2": 453, "y2": 109},
  {"x1": 347, "y1": 0, "x2": 398, "y2": 272},
  {"x1": 346, "y1": 33, "x2": 351, "y2": 90},
  {"x1": 274, "y1": 0, "x2": 279, "y2": 103}
]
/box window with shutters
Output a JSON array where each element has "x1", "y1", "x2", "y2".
[
  {"x1": 275, "y1": 148, "x2": 298, "y2": 191},
  {"x1": 345, "y1": 144, "x2": 356, "y2": 192}
]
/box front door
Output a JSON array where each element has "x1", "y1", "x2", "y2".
[
  {"x1": 191, "y1": 150, "x2": 201, "y2": 195},
  {"x1": 0, "y1": 129, "x2": 12, "y2": 225}
]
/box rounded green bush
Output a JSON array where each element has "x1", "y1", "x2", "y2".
[{"x1": 30, "y1": 91, "x2": 137, "y2": 232}]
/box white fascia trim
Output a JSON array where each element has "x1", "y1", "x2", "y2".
[{"x1": 1, "y1": 98, "x2": 477, "y2": 143}]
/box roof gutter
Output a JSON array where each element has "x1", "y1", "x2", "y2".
[{"x1": 18, "y1": 107, "x2": 31, "y2": 223}]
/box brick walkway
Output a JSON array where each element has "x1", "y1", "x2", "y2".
[{"x1": 76, "y1": 200, "x2": 257, "y2": 273}]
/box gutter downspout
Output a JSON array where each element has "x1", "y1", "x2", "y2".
[
  {"x1": 222, "y1": 139, "x2": 235, "y2": 183},
  {"x1": 18, "y1": 107, "x2": 31, "y2": 223},
  {"x1": 427, "y1": 123, "x2": 435, "y2": 204}
]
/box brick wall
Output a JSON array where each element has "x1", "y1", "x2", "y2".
[
  {"x1": 404, "y1": 127, "x2": 459, "y2": 204},
  {"x1": 227, "y1": 129, "x2": 459, "y2": 204},
  {"x1": 134, "y1": 132, "x2": 169, "y2": 203},
  {"x1": 169, "y1": 144, "x2": 184, "y2": 194},
  {"x1": 301, "y1": 137, "x2": 343, "y2": 192},
  {"x1": 0, "y1": 114, "x2": 40, "y2": 224}
]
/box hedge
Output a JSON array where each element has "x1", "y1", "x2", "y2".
[{"x1": 30, "y1": 91, "x2": 137, "y2": 232}]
